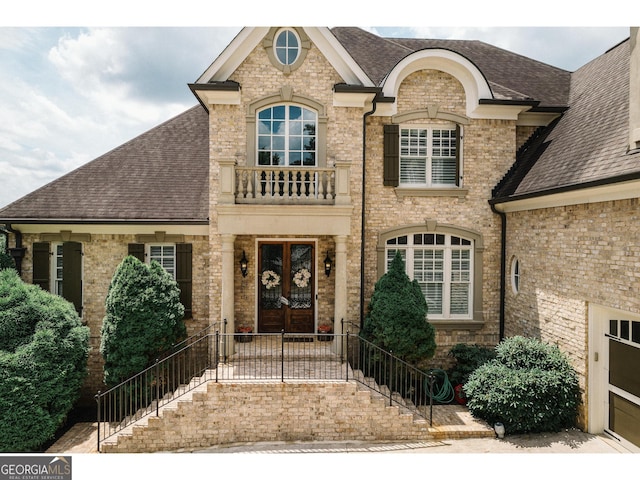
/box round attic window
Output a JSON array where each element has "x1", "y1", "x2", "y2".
[{"x1": 275, "y1": 29, "x2": 300, "y2": 65}]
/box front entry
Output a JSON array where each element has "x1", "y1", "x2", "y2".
[{"x1": 258, "y1": 241, "x2": 314, "y2": 333}]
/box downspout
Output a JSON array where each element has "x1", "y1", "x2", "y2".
[
  {"x1": 360, "y1": 98, "x2": 378, "y2": 328},
  {"x1": 3, "y1": 224, "x2": 26, "y2": 276},
  {"x1": 489, "y1": 204, "x2": 506, "y2": 341}
]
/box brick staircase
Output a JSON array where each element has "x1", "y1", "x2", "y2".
[{"x1": 98, "y1": 368, "x2": 493, "y2": 453}]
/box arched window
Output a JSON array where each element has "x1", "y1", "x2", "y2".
[
  {"x1": 378, "y1": 223, "x2": 484, "y2": 324},
  {"x1": 257, "y1": 105, "x2": 317, "y2": 167}
]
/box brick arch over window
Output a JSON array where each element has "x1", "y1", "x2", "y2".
[
  {"x1": 376, "y1": 221, "x2": 484, "y2": 328},
  {"x1": 246, "y1": 87, "x2": 328, "y2": 167}
]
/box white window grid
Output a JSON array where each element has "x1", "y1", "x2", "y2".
[
  {"x1": 400, "y1": 126, "x2": 457, "y2": 186},
  {"x1": 386, "y1": 233, "x2": 473, "y2": 319},
  {"x1": 53, "y1": 243, "x2": 64, "y2": 296},
  {"x1": 147, "y1": 244, "x2": 176, "y2": 279},
  {"x1": 257, "y1": 104, "x2": 317, "y2": 167},
  {"x1": 275, "y1": 28, "x2": 300, "y2": 65}
]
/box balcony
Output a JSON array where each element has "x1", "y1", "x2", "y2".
[
  {"x1": 235, "y1": 166, "x2": 335, "y2": 204},
  {"x1": 219, "y1": 158, "x2": 351, "y2": 206},
  {"x1": 216, "y1": 158, "x2": 353, "y2": 236}
]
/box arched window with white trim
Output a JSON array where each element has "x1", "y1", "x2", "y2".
[
  {"x1": 257, "y1": 104, "x2": 317, "y2": 167},
  {"x1": 377, "y1": 223, "x2": 484, "y2": 325}
]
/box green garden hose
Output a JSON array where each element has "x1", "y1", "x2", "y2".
[{"x1": 424, "y1": 369, "x2": 455, "y2": 404}]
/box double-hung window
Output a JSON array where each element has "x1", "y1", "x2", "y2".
[
  {"x1": 147, "y1": 244, "x2": 176, "y2": 279},
  {"x1": 383, "y1": 123, "x2": 462, "y2": 189},
  {"x1": 257, "y1": 105, "x2": 317, "y2": 167},
  {"x1": 386, "y1": 233, "x2": 473, "y2": 319},
  {"x1": 400, "y1": 126, "x2": 457, "y2": 186},
  {"x1": 129, "y1": 242, "x2": 192, "y2": 318}
]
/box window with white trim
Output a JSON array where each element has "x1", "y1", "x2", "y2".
[
  {"x1": 274, "y1": 28, "x2": 300, "y2": 66},
  {"x1": 400, "y1": 125, "x2": 458, "y2": 186},
  {"x1": 511, "y1": 257, "x2": 520, "y2": 294},
  {"x1": 257, "y1": 104, "x2": 317, "y2": 166},
  {"x1": 386, "y1": 233, "x2": 473, "y2": 319},
  {"x1": 53, "y1": 243, "x2": 64, "y2": 296},
  {"x1": 147, "y1": 244, "x2": 176, "y2": 279}
]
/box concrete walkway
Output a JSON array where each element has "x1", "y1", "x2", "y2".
[{"x1": 190, "y1": 429, "x2": 626, "y2": 454}]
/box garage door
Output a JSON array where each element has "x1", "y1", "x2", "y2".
[{"x1": 607, "y1": 318, "x2": 640, "y2": 450}]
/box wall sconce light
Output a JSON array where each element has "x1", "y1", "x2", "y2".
[
  {"x1": 324, "y1": 251, "x2": 333, "y2": 277},
  {"x1": 239, "y1": 250, "x2": 248, "y2": 277}
]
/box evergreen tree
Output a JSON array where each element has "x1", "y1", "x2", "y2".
[
  {"x1": 100, "y1": 256, "x2": 186, "y2": 387},
  {"x1": 361, "y1": 251, "x2": 436, "y2": 364}
]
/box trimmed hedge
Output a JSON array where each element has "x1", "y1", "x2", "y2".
[
  {"x1": 0, "y1": 269, "x2": 90, "y2": 452},
  {"x1": 464, "y1": 336, "x2": 581, "y2": 434},
  {"x1": 100, "y1": 256, "x2": 186, "y2": 387}
]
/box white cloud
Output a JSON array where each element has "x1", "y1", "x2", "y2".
[{"x1": 0, "y1": 27, "x2": 239, "y2": 208}]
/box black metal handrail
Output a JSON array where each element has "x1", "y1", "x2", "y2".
[
  {"x1": 95, "y1": 330, "x2": 437, "y2": 451},
  {"x1": 346, "y1": 333, "x2": 438, "y2": 423}
]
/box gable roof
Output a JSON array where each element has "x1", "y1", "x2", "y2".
[
  {"x1": 0, "y1": 106, "x2": 209, "y2": 224},
  {"x1": 330, "y1": 27, "x2": 571, "y2": 108},
  {"x1": 492, "y1": 37, "x2": 640, "y2": 204}
]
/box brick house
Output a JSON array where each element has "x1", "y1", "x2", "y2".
[{"x1": 1, "y1": 27, "x2": 638, "y2": 450}]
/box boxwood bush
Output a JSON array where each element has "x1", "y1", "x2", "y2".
[
  {"x1": 0, "y1": 268, "x2": 90, "y2": 452},
  {"x1": 464, "y1": 336, "x2": 581, "y2": 434}
]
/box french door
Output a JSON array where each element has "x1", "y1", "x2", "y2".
[{"x1": 258, "y1": 241, "x2": 315, "y2": 333}]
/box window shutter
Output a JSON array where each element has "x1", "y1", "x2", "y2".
[
  {"x1": 32, "y1": 242, "x2": 50, "y2": 292},
  {"x1": 62, "y1": 241, "x2": 83, "y2": 315},
  {"x1": 176, "y1": 243, "x2": 193, "y2": 319},
  {"x1": 383, "y1": 124, "x2": 400, "y2": 187},
  {"x1": 455, "y1": 124, "x2": 461, "y2": 186},
  {"x1": 128, "y1": 243, "x2": 145, "y2": 262}
]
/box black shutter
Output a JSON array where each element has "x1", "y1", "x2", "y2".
[
  {"x1": 383, "y1": 124, "x2": 400, "y2": 186},
  {"x1": 176, "y1": 243, "x2": 193, "y2": 319},
  {"x1": 455, "y1": 124, "x2": 461, "y2": 187},
  {"x1": 62, "y1": 241, "x2": 83, "y2": 315},
  {"x1": 128, "y1": 243, "x2": 145, "y2": 262},
  {"x1": 32, "y1": 242, "x2": 50, "y2": 291}
]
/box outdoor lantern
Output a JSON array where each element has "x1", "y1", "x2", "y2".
[
  {"x1": 240, "y1": 250, "x2": 248, "y2": 277},
  {"x1": 324, "y1": 251, "x2": 333, "y2": 276}
]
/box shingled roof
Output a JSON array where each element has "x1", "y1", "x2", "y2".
[
  {"x1": 330, "y1": 27, "x2": 571, "y2": 108},
  {"x1": 0, "y1": 105, "x2": 209, "y2": 223},
  {"x1": 492, "y1": 37, "x2": 640, "y2": 202}
]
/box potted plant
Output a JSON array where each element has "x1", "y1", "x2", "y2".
[
  {"x1": 317, "y1": 324, "x2": 332, "y2": 341},
  {"x1": 235, "y1": 325, "x2": 253, "y2": 343}
]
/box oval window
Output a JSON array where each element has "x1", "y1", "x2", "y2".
[
  {"x1": 275, "y1": 29, "x2": 300, "y2": 65},
  {"x1": 510, "y1": 257, "x2": 520, "y2": 294}
]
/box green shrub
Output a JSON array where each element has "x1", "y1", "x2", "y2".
[
  {"x1": 100, "y1": 256, "x2": 186, "y2": 387},
  {"x1": 465, "y1": 336, "x2": 581, "y2": 434},
  {"x1": 361, "y1": 251, "x2": 436, "y2": 365},
  {"x1": 448, "y1": 343, "x2": 496, "y2": 385},
  {"x1": 0, "y1": 269, "x2": 90, "y2": 452}
]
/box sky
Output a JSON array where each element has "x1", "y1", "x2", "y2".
[{"x1": 0, "y1": 2, "x2": 634, "y2": 209}]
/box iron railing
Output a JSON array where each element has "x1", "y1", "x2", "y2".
[
  {"x1": 346, "y1": 335, "x2": 442, "y2": 422},
  {"x1": 95, "y1": 329, "x2": 440, "y2": 451}
]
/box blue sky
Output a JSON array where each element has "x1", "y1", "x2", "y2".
[{"x1": 0, "y1": 3, "x2": 633, "y2": 208}]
